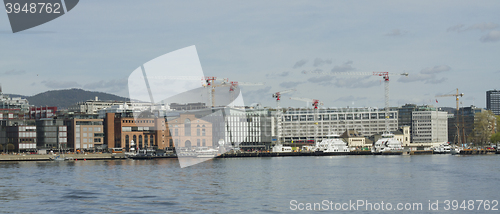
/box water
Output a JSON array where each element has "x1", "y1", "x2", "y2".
[{"x1": 1, "y1": 155, "x2": 499, "y2": 213}]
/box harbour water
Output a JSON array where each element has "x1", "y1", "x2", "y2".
[{"x1": 1, "y1": 155, "x2": 499, "y2": 213}]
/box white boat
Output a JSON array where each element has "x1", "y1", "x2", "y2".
[
  {"x1": 371, "y1": 132, "x2": 403, "y2": 155},
  {"x1": 450, "y1": 147, "x2": 461, "y2": 155},
  {"x1": 272, "y1": 143, "x2": 292, "y2": 153},
  {"x1": 195, "y1": 147, "x2": 220, "y2": 158},
  {"x1": 433, "y1": 143, "x2": 452, "y2": 154},
  {"x1": 313, "y1": 134, "x2": 350, "y2": 155}
]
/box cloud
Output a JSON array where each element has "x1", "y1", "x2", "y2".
[
  {"x1": 447, "y1": 24, "x2": 465, "y2": 32},
  {"x1": 266, "y1": 71, "x2": 290, "y2": 78},
  {"x1": 480, "y1": 30, "x2": 500, "y2": 42},
  {"x1": 42, "y1": 80, "x2": 82, "y2": 89},
  {"x1": 447, "y1": 23, "x2": 500, "y2": 43},
  {"x1": 421, "y1": 65, "x2": 451, "y2": 74},
  {"x1": 293, "y1": 59, "x2": 308, "y2": 69},
  {"x1": 468, "y1": 23, "x2": 499, "y2": 31},
  {"x1": 83, "y1": 78, "x2": 128, "y2": 93},
  {"x1": 241, "y1": 86, "x2": 272, "y2": 104},
  {"x1": 397, "y1": 65, "x2": 451, "y2": 84},
  {"x1": 425, "y1": 77, "x2": 447, "y2": 84},
  {"x1": 2, "y1": 69, "x2": 26, "y2": 75},
  {"x1": 334, "y1": 95, "x2": 368, "y2": 102},
  {"x1": 313, "y1": 58, "x2": 332, "y2": 67},
  {"x1": 385, "y1": 29, "x2": 407, "y2": 36},
  {"x1": 279, "y1": 81, "x2": 305, "y2": 88},
  {"x1": 307, "y1": 76, "x2": 334, "y2": 83},
  {"x1": 331, "y1": 60, "x2": 355, "y2": 72},
  {"x1": 447, "y1": 23, "x2": 499, "y2": 32},
  {"x1": 332, "y1": 76, "x2": 379, "y2": 88}
]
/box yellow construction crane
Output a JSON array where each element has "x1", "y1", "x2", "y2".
[{"x1": 436, "y1": 88, "x2": 464, "y2": 146}]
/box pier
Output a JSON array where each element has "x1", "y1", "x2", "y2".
[{"x1": 0, "y1": 153, "x2": 126, "y2": 162}]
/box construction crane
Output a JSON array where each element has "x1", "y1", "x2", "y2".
[
  {"x1": 289, "y1": 97, "x2": 324, "y2": 143},
  {"x1": 202, "y1": 77, "x2": 230, "y2": 107},
  {"x1": 289, "y1": 97, "x2": 323, "y2": 109},
  {"x1": 272, "y1": 89, "x2": 296, "y2": 110},
  {"x1": 228, "y1": 81, "x2": 264, "y2": 105},
  {"x1": 304, "y1": 71, "x2": 408, "y2": 133},
  {"x1": 436, "y1": 88, "x2": 464, "y2": 146}
]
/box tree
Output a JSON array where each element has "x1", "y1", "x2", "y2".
[
  {"x1": 7, "y1": 144, "x2": 15, "y2": 153},
  {"x1": 491, "y1": 132, "x2": 500, "y2": 145},
  {"x1": 470, "y1": 110, "x2": 496, "y2": 147}
]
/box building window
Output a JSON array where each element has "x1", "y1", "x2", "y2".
[
  {"x1": 144, "y1": 135, "x2": 148, "y2": 148},
  {"x1": 202, "y1": 139, "x2": 206, "y2": 147},
  {"x1": 139, "y1": 135, "x2": 143, "y2": 149},
  {"x1": 125, "y1": 135, "x2": 129, "y2": 150},
  {"x1": 169, "y1": 139, "x2": 173, "y2": 147},
  {"x1": 175, "y1": 129, "x2": 178, "y2": 136},
  {"x1": 202, "y1": 129, "x2": 205, "y2": 136},
  {"x1": 197, "y1": 139, "x2": 200, "y2": 147},
  {"x1": 184, "y1": 118, "x2": 191, "y2": 136},
  {"x1": 197, "y1": 129, "x2": 200, "y2": 136},
  {"x1": 133, "y1": 135, "x2": 137, "y2": 148}
]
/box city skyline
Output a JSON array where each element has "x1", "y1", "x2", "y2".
[{"x1": 1, "y1": 1, "x2": 499, "y2": 109}]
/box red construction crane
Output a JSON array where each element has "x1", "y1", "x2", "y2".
[
  {"x1": 289, "y1": 97, "x2": 323, "y2": 109},
  {"x1": 228, "y1": 81, "x2": 264, "y2": 105},
  {"x1": 272, "y1": 89, "x2": 296, "y2": 109},
  {"x1": 303, "y1": 71, "x2": 408, "y2": 133}
]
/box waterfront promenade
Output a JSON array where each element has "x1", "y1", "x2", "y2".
[
  {"x1": 1, "y1": 148, "x2": 498, "y2": 162},
  {"x1": 0, "y1": 153, "x2": 126, "y2": 161}
]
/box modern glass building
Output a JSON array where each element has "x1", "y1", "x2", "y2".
[{"x1": 486, "y1": 90, "x2": 500, "y2": 115}]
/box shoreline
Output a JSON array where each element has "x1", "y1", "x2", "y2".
[{"x1": 1, "y1": 149, "x2": 498, "y2": 162}]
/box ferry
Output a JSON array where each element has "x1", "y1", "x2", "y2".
[
  {"x1": 313, "y1": 134, "x2": 350, "y2": 155},
  {"x1": 371, "y1": 132, "x2": 403, "y2": 155},
  {"x1": 433, "y1": 143, "x2": 451, "y2": 154},
  {"x1": 195, "y1": 147, "x2": 220, "y2": 158}
]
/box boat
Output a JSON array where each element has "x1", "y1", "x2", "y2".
[
  {"x1": 313, "y1": 134, "x2": 350, "y2": 155},
  {"x1": 371, "y1": 132, "x2": 403, "y2": 155},
  {"x1": 195, "y1": 147, "x2": 220, "y2": 158},
  {"x1": 450, "y1": 147, "x2": 461, "y2": 155},
  {"x1": 433, "y1": 143, "x2": 452, "y2": 154}
]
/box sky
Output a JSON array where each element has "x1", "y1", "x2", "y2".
[{"x1": 1, "y1": 0, "x2": 499, "y2": 109}]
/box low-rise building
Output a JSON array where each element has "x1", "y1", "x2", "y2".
[
  {"x1": 167, "y1": 113, "x2": 212, "y2": 148},
  {"x1": 36, "y1": 119, "x2": 68, "y2": 150},
  {"x1": 341, "y1": 130, "x2": 369, "y2": 148},
  {"x1": 65, "y1": 114, "x2": 104, "y2": 152},
  {"x1": 104, "y1": 112, "x2": 169, "y2": 151},
  {"x1": 412, "y1": 110, "x2": 448, "y2": 144}
]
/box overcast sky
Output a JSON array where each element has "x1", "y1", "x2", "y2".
[{"x1": 1, "y1": 1, "x2": 499, "y2": 109}]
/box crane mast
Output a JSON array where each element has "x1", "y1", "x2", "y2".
[
  {"x1": 303, "y1": 71, "x2": 408, "y2": 133},
  {"x1": 436, "y1": 88, "x2": 464, "y2": 146}
]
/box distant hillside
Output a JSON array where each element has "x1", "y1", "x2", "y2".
[{"x1": 6, "y1": 88, "x2": 128, "y2": 109}]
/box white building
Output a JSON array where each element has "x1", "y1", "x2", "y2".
[
  {"x1": 280, "y1": 107, "x2": 398, "y2": 144},
  {"x1": 69, "y1": 97, "x2": 125, "y2": 114},
  {"x1": 98, "y1": 102, "x2": 169, "y2": 118},
  {"x1": 411, "y1": 111, "x2": 448, "y2": 144}
]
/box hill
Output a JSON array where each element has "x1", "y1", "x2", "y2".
[{"x1": 5, "y1": 88, "x2": 128, "y2": 109}]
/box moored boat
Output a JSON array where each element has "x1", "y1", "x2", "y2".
[{"x1": 371, "y1": 132, "x2": 403, "y2": 155}]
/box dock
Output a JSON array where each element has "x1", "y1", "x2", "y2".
[
  {"x1": 0, "y1": 153, "x2": 126, "y2": 162},
  {"x1": 460, "y1": 149, "x2": 497, "y2": 155}
]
